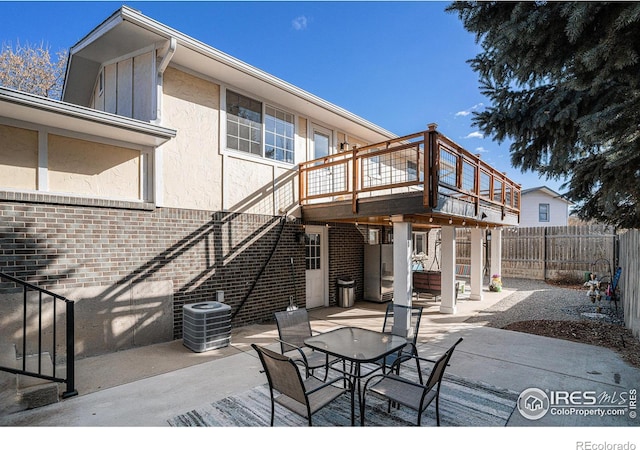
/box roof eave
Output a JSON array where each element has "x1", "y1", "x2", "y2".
[{"x1": 1, "y1": 87, "x2": 176, "y2": 147}]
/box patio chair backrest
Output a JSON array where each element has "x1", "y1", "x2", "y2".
[
  {"x1": 424, "y1": 337, "x2": 463, "y2": 392},
  {"x1": 274, "y1": 308, "x2": 313, "y2": 354},
  {"x1": 382, "y1": 303, "x2": 423, "y2": 344},
  {"x1": 252, "y1": 344, "x2": 307, "y2": 405}
]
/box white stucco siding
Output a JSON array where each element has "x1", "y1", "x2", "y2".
[
  {"x1": 520, "y1": 190, "x2": 569, "y2": 227},
  {"x1": 161, "y1": 67, "x2": 221, "y2": 211},
  {"x1": 223, "y1": 155, "x2": 275, "y2": 215},
  {"x1": 0, "y1": 124, "x2": 38, "y2": 190},
  {"x1": 48, "y1": 134, "x2": 141, "y2": 200}
]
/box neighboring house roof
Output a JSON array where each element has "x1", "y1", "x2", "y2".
[
  {"x1": 520, "y1": 186, "x2": 573, "y2": 204},
  {"x1": 0, "y1": 86, "x2": 176, "y2": 147},
  {"x1": 62, "y1": 5, "x2": 396, "y2": 144}
]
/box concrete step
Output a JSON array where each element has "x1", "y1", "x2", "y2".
[
  {"x1": 0, "y1": 344, "x2": 59, "y2": 415},
  {"x1": 0, "y1": 343, "x2": 19, "y2": 415}
]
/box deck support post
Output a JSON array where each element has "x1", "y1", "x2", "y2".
[
  {"x1": 469, "y1": 228, "x2": 484, "y2": 301},
  {"x1": 439, "y1": 225, "x2": 457, "y2": 314},
  {"x1": 490, "y1": 227, "x2": 503, "y2": 279},
  {"x1": 392, "y1": 217, "x2": 412, "y2": 337}
]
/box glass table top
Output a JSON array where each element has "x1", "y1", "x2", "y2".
[{"x1": 304, "y1": 327, "x2": 407, "y2": 363}]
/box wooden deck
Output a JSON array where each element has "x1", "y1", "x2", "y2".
[{"x1": 299, "y1": 125, "x2": 520, "y2": 228}]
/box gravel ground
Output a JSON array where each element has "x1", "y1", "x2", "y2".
[
  {"x1": 465, "y1": 277, "x2": 639, "y2": 368},
  {"x1": 465, "y1": 277, "x2": 623, "y2": 328}
]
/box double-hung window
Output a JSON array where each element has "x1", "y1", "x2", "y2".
[
  {"x1": 539, "y1": 203, "x2": 550, "y2": 222},
  {"x1": 226, "y1": 90, "x2": 295, "y2": 164}
]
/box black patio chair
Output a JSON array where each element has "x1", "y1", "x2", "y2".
[
  {"x1": 381, "y1": 303, "x2": 424, "y2": 375},
  {"x1": 361, "y1": 337, "x2": 463, "y2": 426},
  {"x1": 252, "y1": 344, "x2": 354, "y2": 426},
  {"x1": 274, "y1": 308, "x2": 339, "y2": 380}
]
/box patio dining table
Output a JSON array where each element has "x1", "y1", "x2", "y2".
[{"x1": 304, "y1": 326, "x2": 407, "y2": 422}]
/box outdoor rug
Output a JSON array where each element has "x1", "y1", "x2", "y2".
[{"x1": 168, "y1": 369, "x2": 519, "y2": 427}]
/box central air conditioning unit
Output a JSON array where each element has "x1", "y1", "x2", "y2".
[{"x1": 183, "y1": 294, "x2": 231, "y2": 353}]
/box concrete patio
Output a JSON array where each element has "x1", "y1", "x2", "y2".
[{"x1": 1, "y1": 281, "x2": 638, "y2": 437}]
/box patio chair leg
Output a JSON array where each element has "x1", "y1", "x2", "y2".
[
  {"x1": 270, "y1": 397, "x2": 275, "y2": 426},
  {"x1": 435, "y1": 396, "x2": 440, "y2": 426}
]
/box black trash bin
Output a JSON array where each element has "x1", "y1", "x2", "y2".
[{"x1": 337, "y1": 278, "x2": 355, "y2": 307}]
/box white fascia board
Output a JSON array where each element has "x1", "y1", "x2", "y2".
[{"x1": 0, "y1": 87, "x2": 176, "y2": 147}]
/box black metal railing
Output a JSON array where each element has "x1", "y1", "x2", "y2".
[{"x1": 0, "y1": 272, "x2": 77, "y2": 399}]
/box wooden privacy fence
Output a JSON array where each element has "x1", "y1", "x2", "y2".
[
  {"x1": 456, "y1": 225, "x2": 618, "y2": 281},
  {"x1": 619, "y1": 229, "x2": 640, "y2": 339}
]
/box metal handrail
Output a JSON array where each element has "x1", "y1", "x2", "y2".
[
  {"x1": 299, "y1": 128, "x2": 521, "y2": 216},
  {"x1": 0, "y1": 272, "x2": 77, "y2": 399}
]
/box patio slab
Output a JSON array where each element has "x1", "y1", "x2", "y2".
[{"x1": 1, "y1": 286, "x2": 638, "y2": 429}]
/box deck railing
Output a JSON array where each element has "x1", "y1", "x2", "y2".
[
  {"x1": 0, "y1": 272, "x2": 77, "y2": 399},
  {"x1": 299, "y1": 127, "x2": 521, "y2": 218}
]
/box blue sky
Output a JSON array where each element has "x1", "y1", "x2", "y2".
[{"x1": 0, "y1": 1, "x2": 566, "y2": 193}]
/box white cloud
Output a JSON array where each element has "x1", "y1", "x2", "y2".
[
  {"x1": 292, "y1": 16, "x2": 308, "y2": 31},
  {"x1": 475, "y1": 146, "x2": 488, "y2": 153},
  {"x1": 455, "y1": 103, "x2": 485, "y2": 118},
  {"x1": 465, "y1": 131, "x2": 484, "y2": 139}
]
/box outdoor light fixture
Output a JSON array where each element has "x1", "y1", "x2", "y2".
[
  {"x1": 481, "y1": 212, "x2": 488, "y2": 220},
  {"x1": 448, "y1": 218, "x2": 453, "y2": 224},
  {"x1": 295, "y1": 232, "x2": 306, "y2": 244},
  {"x1": 429, "y1": 216, "x2": 433, "y2": 223}
]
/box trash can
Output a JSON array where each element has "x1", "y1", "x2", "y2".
[{"x1": 337, "y1": 278, "x2": 355, "y2": 307}]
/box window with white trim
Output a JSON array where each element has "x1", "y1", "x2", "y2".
[
  {"x1": 539, "y1": 203, "x2": 550, "y2": 222},
  {"x1": 412, "y1": 231, "x2": 427, "y2": 255},
  {"x1": 265, "y1": 106, "x2": 295, "y2": 163},
  {"x1": 225, "y1": 90, "x2": 295, "y2": 163}
]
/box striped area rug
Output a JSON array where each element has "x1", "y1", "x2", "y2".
[{"x1": 168, "y1": 370, "x2": 518, "y2": 427}]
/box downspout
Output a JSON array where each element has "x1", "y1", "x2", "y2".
[
  {"x1": 153, "y1": 37, "x2": 176, "y2": 207},
  {"x1": 155, "y1": 37, "x2": 177, "y2": 122}
]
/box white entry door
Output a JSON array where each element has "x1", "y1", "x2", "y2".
[{"x1": 305, "y1": 225, "x2": 327, "y2": 309}]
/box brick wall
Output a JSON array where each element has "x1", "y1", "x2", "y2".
[
  {"x1": 0, "y1": 195, "x2": 305, "y2": 344},
  {"x1": 327, "y1": 223, "x2": 367, "y2": 304}
]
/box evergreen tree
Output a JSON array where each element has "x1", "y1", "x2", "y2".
[{"x1": 447, "y1": 2, "x2": 640, "y2": 228}]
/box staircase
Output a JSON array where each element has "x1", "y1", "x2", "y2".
[{"x1": 0, "y1": 343, "x2": 60, "y2": 414}]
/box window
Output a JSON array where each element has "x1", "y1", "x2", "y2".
[
  {"x1": 226, "y1": 90, "x2": 262, "y2": 156},
  {"x1": 226, "y1": 90, "x2": 295, "y2": 163},
  {"x1": 265, "y1": 106, "x2": 295, "y2": 163},
  {"x1": 305, "y1": 233, "x2": 321, "y2": 270},
  {"x1": 413, "y1": 232, "x2": 427, "y2": 255},
  {"x1": 368, "y1": 229, "x2": 380, "y2": 245},
  {"x1": 539, "y1": 203, "x2": 550, "y2": 222},
  {"x1": 98, "y1": 69, "x2": 104, "y2": 96}
]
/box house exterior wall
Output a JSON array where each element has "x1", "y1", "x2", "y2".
[
  {"x1": 0, "y1": 124, "x2": 38, "y2": 190},
  {"x1": 160, "y1": 67, "x2": 221, "y2": 210},
  {"x1": 0, "y1": 122, "x2": 147, "y2": 202},
  {"x1": 0, "y1": 196, "x2": 306, "y2": 358},
  {"x1": 48, "y1": 134, "x2": 141, "y2": 200},
  {"x1": 520, "y1": 190, "x2": 569, "y2": 227}
]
